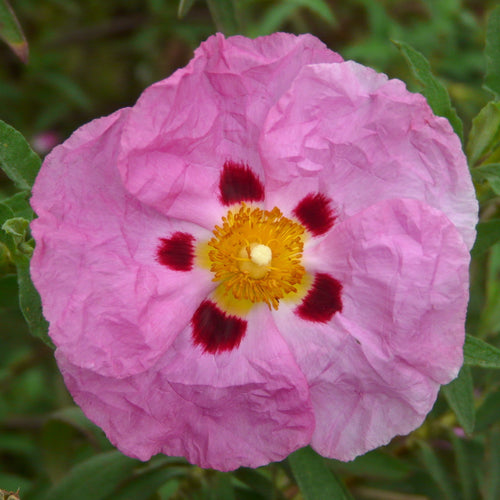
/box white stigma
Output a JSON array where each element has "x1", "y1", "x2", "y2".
[{"x1": 250, "y1": 244, "x2": 272, "y2": 266}]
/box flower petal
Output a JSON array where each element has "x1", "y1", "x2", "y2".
[
  {"x1": 292, "y1": 193, "x2": 336, "y2": 236},
  {"x1": 56, "y1": 305, "x2": 315, "y2": 471},
  {"x1": 192, "y1": 300, "x2": 247, "y2": 353},
  {"x1": 117, "y1": 33, "x2": 342, "y2": 228},
  {"x1": 261, "y1": 61, "x2": 478, "y2": 248},
  {"x1": 295, "y1": 272, "x2": 342, "y2": 322},
  {"x1": 273, "y1": 198, "x2": 469, "y2": 460},
  {"x1": 219, "y1": 160, "x2": 265, "y2": 206},
  {"x1": 31, "y1": 110, "x2": 215, "y2": 378}
]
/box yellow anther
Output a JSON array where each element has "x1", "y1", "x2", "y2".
[{"x1": 206, "y1": 204, "x2": 305, "y2": 309}]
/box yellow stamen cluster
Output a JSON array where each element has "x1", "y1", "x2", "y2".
[{"x1": 208, "y1": 204, "x2": 305, "y2": 309}]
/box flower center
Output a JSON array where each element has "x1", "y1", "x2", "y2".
[{"x1": 208, "y1": 204, "x2": 306, "y2": 309}]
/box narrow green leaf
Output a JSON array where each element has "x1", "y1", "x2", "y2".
[
  {"x1": 248, "y1": 2, "x2": 297, "y2": 37},
  {"x1": 485, "y1": 6, "x2": 500, "y2": 97},
  {"x1": 471, "y1": 219, "x2": 500, "y2": 257},
  {"x1": 206, "y1": 0, "x2": 239, "y2": 36},
  {"x1": 442, "y1": 365, "x2": 475, "y2": 434},
  {"x1": 178, "y1": 0, "x2": 196, "y2": 18},
  {"x1": 105, "y1": 467, "x2": 186, "y2": 500},
  {"x1": 418, "y1": 441, "x2": 457, "y2": 500},
  {"x1": 234, "y1": 469, "x2": 286, "y2": 500},
  {"x1": 449, "y1": 433, "x2": 476, "y2": 500},
  {"x1": 46, "y1": 407, "x2": 111, "y2": 450},
  {"x1": 16, "y1": 256, "x2": 52, "y2": 347},
  {"x1": 486, "y1": 431, "x2": 500, "y2": 499},
  {"x1": 252, "y1": 0, "x2": 336, "y2": 37},
  {"x1": 0, "y1": 120, "x2": 41, "y2": 190},
  {"x1": 393, "y1": 40, "x2": 463, "y2": 139},
  {"x1": 333, "y1": 449, "x2": 412, "y2": 481},
  {"x1": 476, "y1": 388, "x2": 500, "y2": 432},
  {"x1": 464, "y1": 334, "x2": 500, "y2": 369},
  {"x1": 466, "y1": 102, "x2": 500, "y2": 166},
  {"x1": 42, "y1": 419, "x2": 93, "y2": 482},
  {"x1": 288, "y1": 447, "x2": 354, "y2": 500},
  {"x1": 209, "y1": 473, "x2": 236, "y2": 500},
  {"x1": 41, "y1": 451, "x2": 139, "y2": 500},
  {"x1": 292, "y1": 0, "x2": 336, "y2": 25},
  {"x1": 475, "y1": 164, "x2": 500, "y2": 195},
  {"x1": 0, "y1": 0, "x2": 28, "y2": 63}
]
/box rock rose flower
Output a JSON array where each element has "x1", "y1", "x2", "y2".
[{"x1": 30, "y1": 33, "x2": 477, "y2": 471}]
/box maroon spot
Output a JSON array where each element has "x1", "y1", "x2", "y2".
[
  {"x1": 296, "y1": 273, "x2": 343, "y2": 322},
  {"x1": 192, "y1": 300, "x2": 247, "y2": 354},
  {"x1": 157, "y1": 232, "x2": 195, "y2": 271},
  {"x1": 293, "y1": 193, "x2": 335, "y2": 236},
  {"x1": 219, "y1": 160, "x2": 265, "y2": 206}
]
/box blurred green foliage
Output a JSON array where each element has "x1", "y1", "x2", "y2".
[{"x1": 2, "y1": 1, "x2": 500, "y2": 499}]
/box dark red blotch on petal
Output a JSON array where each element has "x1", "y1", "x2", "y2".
[
  {"x1": 293, "y1": 193, "x2": 335, "y2": 236},
  {"x1": 219, "y1": 160, "x2": 265, "y2": 206},
  {"x1": 192, "y1": 300, "x2": 247, "y2": 354},
  {"x1": 296, "y1": 273, "x2": 343, "y2": 322},
  {"x1": 157, "y1": 232, "x2": 195, "y2": 271}
]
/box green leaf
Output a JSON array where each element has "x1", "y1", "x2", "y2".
[
  {"x1": 471, "y1": 219, "x2": 500, "y2": 257},
  {"x1": 234, "y1": 469, "x2": 286, "y2": 500},
  {"x1": 0, "y1": 0, "x2": 28, "y2": 63},
  {"x1": 0, "y1": 202, "x2": 15, "y2": 249},
  {"x1": 41, "y1": 451, "x2": 139, "y2": 500},
  {"x1": 486, "y1": 432, "x2": 500, "y2": 500},
  {"x1": 393, "y1": 40, "x2": 463, "y2": 139},
  {"x1": 291, "y1": 0, "x2": 336, "y2": 25},
  {"x1": 464, "y1": 334, "x2": 500, "y2": 369},
  {"x1": 485, "y1": 6, "x2": 500, "y2": 97},
  {"x1": 16, "y1": 256, "x2": 52, "y2": 347},
  {"x1": 103, "y1": 465, "x2": 186, "y2": 500},
  {"x1": 178, "y1": 0, "x2": 196, "y2": 18},
  {"x1": 418, "y1": 441, "x2": 457, "y2": 500},
  {"x1": 42, "y1": 407, "x2": 115, "y2": 482},
  {"x1": 0, "y1": 120, "x2": 41, "y2": 190},
  {"x1": 333, "y1": 449, "x2": 412, "y2": 481},
  {"x1": 288, "y1": 447, "x2": 354, "y2": 500},
  {"x1": 466, "y1": 102, "x2": 500, "y2": 166},
  {"x1": 475, "y1": 389, "x2": 500, "y2": 432},
  {"x1": 252, "y1": 0, "x2": 335, "y2": 36},
  {"x1": 1, "y1": 191, "x2": 33, "y2": 220},
  {"x1": 475, "y1": 164, "x2": 500, "y2": 195},
  {"x1": 2, "y1": 217, "x2": 29, "y2": 239},
  {"x1": 248, "y1": 2, "x2": 297, "y2": 37},
  {"x1": 442, "y1": 365, "x2": 475, "y2": 434},
  {"x1": 449, "y1": 433, "x2": 476, "y2": 500},
  {"x1": 206, "y1": 0, "x2": 239, "y2": 36},
  {"x1": 209, "y1": 473, "x2": 236, "y2": 500}
]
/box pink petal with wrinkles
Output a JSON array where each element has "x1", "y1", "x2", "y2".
[
  {"x1": 117, "y1": 33, "x2": 342, "y2": 229},
  {"x1": 56, "y1": 305, "x2": 314, "y2": 471},
  {"x1": 31, "y1": 110, "x2": 215, "y2": 378},
  {"x1": 261, "y1": 61, "x2": 478, "y2": 249},
  {"x1": 273, "y1": 198, "x2": 469, "y2": 460}
]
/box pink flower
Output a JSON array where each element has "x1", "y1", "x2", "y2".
[{"x1": 30, "y1": 33, "x2": 477, "y2": 471}]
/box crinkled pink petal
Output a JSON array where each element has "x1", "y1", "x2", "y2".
[
  {"x1": 307, "y1": 197, "x2": 469, "y2": 384},
  {"x1": 31, "y1": 110, "x2": 215, "y2": 377},
  {"x1": 273, "y1": 198, "x2": 469, "y2": 460},
  {"x1": 261, "y1": 61, "x2": 478, "y2": 249},
  {"x1": 56, "y1": 306, "x2": 314, "y2": 471},
  {"x1": 272, "y1": 313, "x2": 438, "y2": 460},
  {"x1": 117, "y1": 33, "x2": 342, "y2": 228}
]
